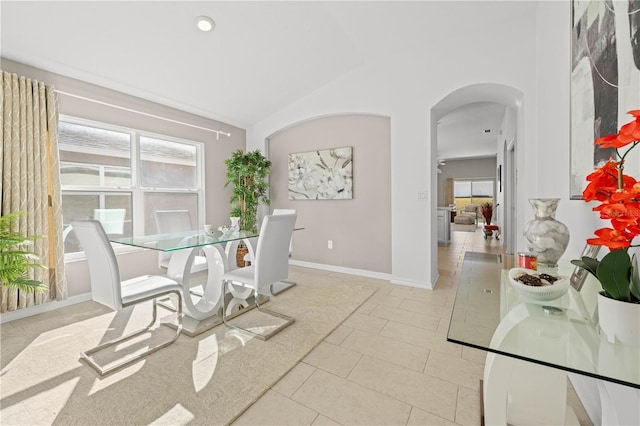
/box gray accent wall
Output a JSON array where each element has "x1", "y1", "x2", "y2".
[{"x1": 268, "y1": 114, "x2": 391, "y2": 273}]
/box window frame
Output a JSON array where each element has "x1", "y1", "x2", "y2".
[{"x1": 60, "y1": 115, "x2": 206, "y2": 261}]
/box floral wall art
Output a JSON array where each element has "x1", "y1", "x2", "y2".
[
  {"x1": 288, "y1": 147, "x2": 353, "y2": 200},
  {"x1": 570, "y1": 0, "x2": 640, "y2": 199}
]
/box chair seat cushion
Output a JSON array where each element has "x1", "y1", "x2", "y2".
[
  {"x1": 121, "y1": 275, "x2": 183, "y2": 305},
  {"x1": 454, "y1": 215, "x2": 475, "y2": 225},
  {"x1": 222, "y1": 266, "x2": 256, "y2": 288},
  {"x1": 484, "y1": 225, "x2": 499, "y2": 230}
]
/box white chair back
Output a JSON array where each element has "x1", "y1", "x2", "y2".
[
  {"x1": 273, "y1": 208, "x2": 296, "y2": 256},
  {"x1": 253, "y1": 214, "x2": 296, "y2": 293},
  {"x1": 72, "y1": 220, "x2": 122, "y2": 310},
  {"x1": 155, "y1": 210, "x2": 194, "y2": 267},
  {"x1": 93, "y1": 209, "x2": 126, "y2": 235}
]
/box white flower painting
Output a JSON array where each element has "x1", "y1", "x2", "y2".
[{"x1": 288, "y1": 147, "x2": 353, "y2": 200}]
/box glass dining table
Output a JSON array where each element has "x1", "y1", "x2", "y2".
[
  {"x1": 447, "y1": 251, "x2": 639, "y2": 425},
  {"x1": 111, "y1": 228, "x2": 269, "y2": 336}
]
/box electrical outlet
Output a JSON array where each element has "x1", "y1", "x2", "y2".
[{"x1": 328, "y1": 240, "x2": 333, "y2": 249}]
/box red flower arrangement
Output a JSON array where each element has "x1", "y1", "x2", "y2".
[{"x1": 572, "y1": 110, "x2": 640, "y2": 302}]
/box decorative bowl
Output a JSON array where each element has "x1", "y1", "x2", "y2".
[{"x1": 508, "y1": 268, "x2": 569, "y2": 301}]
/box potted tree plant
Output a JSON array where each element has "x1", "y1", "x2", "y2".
[
  {"x1": 224, "y1": 149, "x2": 271, "y2": 232},
  {"x1": 0, "y1": 211, "x2": 47, "y2": 293}
]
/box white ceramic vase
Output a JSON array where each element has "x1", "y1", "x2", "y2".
[
  {"x1": 522, "y1": 198, "x2": 570, "y2": 268},
  {"x1": 597, "y1": 292, "x2": 640, "y2": 347},
  {"x1": 230, "y1": 216, "x2": 240, "y2": 230}
]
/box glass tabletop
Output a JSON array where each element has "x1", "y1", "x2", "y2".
[
  {"x1": 110, "y1": 229, "x2": 260, "y2": 252},
  {"x1": 447, "y1": 251, "x2": 640, "y2": 389}
]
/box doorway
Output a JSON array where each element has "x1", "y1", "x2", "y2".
[{"x1": 430, "y1": 83, "x2": 523, "y2": 287}]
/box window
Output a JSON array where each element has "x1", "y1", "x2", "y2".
[
  {"x1": 60, "y1": 117, "x2": 204, "y2": 256},
  {"x1": 453, "y1": 179, "x2": 494, "y2": 212}
]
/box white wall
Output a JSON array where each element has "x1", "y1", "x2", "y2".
[
  {"x1": 247, "y1": 9, "x2": 539, "y2": 288},
  {"x1": 532, "y1": 1, "x2": 598, "y2": 260}
]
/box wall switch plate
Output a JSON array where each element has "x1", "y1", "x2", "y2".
[{"x1": 328, "y1": 240, "x2": 333, "y2": 249}]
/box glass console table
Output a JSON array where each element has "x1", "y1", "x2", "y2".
[{"x1": 447, "y1": 252, "x2": 639, "y2": 425}]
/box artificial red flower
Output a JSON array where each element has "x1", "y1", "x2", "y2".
[
  {"x1": 586, "y1": 227, "x2": 632, "y2": 250},
  {"x1": 582, "y1": 161, "x2": 621, "y2": 201},
  {"x1": 595, "y1": 110, "x2": 640, "y2": 149}
]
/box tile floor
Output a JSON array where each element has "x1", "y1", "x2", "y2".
[
  {"x1": 233, "y1": 228, "x2": 591, "y2": 426},
  {"x1": 233, "y1": 229, "x2": 487, "y2": 425}
]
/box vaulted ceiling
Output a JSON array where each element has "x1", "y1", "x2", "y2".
[{"x1": 2, "y1": 1, "x2": 531, "y2": 158}]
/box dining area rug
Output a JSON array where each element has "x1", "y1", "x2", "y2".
[{"x1": 0, "y1": 267, "x2": 380, "y2": 425}]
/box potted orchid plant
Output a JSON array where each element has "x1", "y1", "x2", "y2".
[{"x1": 571, "y1": 110, "x2": 640, "y2": 346}]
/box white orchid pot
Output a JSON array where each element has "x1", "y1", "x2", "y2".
[{"x1": 597, "y1": 292, "x2": 640, "y2": 347}]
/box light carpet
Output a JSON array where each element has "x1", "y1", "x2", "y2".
[{"x1": 0, "y1": 267, "x2": 379, "y2": 425}]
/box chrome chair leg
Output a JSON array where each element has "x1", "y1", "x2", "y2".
[
  {"x1": 221, "y1": 279, "x2": 294, "y2": 341},
  {"x1": 81, "y1": 290, "x2": 183, "y2": 376}
]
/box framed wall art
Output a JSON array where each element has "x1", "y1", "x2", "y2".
[
  {"x1": 288, "y1": 146, "x2": 353, "y2": 200},
  {"x1": 570, "y1": 0, "x2": 640, "y2": 199}
]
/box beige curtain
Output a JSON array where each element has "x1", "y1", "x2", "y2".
[
  {"x1": 444, "y1": 178, "x2": 454, "y2": 206},
  {"x1": 1, "y1": 71, "x2": 66, "y2": 313}
]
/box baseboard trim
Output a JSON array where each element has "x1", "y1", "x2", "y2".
[
  {"x1": 0, "y1": 293, "x2": 92, "y2": 324},
  {"x1": 289, "y1": 260, "x2": 392, "y2": 281},
  {"x1": 390, "y1": 276, "x2": 433, "y2": 290}
]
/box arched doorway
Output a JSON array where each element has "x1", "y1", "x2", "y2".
[{"x1": 430, "y1": 83, "x2": 523, "y2": 286}]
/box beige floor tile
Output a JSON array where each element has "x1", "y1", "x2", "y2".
[
  {"x1": 324, "y1": 325, "x2": 353, "y2": 346},
  {"x1": 399, "y1": 299, "x2": 451, "y2": 318},
  {"x1": 461, "y1": 346, "x2": 487, "y2": 365},
  {"x1": 355, "y1": 301, "x2": 377, "y2": 314},
  {"x1": 424, "y1": 350, "x2": 484, "y2": 390},
  {"x1": 291, "y1": 369, "x2": 411, "y2": 426},
  {"x1": 348, "y1": 355, "x2": 458, "y2": 421},
  {"x1": 369, "y1": 305, "x2": 440, "y2": 331},
  {"x1": 454, "y1": 386, "x2": 481, "y2": 426},
  {"x1": 311, "y1": 414, "x2": 343, "y2": 425},
  {"x1": 272, "y1": 362, "x2": 316, "y2": 397},
  {"x1": 303, "y1": 341, "x2": 362, "y2": 378},
  {"x1": 366, "y1": 292, "x2": 404, "y2": 308},
  {"x1": 341, "y1": 330, "x2": 429, "y2": 372},
  {"x1": 341, "y1": 312, "x2": 387, "y2": 334},
  {"x1": 232, "y1": 389, "x2": 318, "y2": 426},
  {"x1": 407, "y1": 407, "x2": 457, "y2": 426},
  {"x1": 379, "y1": 321, "x2": 462, "y2": 357}
]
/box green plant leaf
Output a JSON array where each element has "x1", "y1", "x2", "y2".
[
  {"x1": 570, "y1": 256, "x2": 599, "y2": 277},
  {"x1": 596, "y1": 250, "x2": 632, "y2": 300},
  {"x1": 630, "y1": 253, "x2": 640, "y2": 300}
]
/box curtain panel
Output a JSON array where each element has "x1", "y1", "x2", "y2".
[
  {"x1": 444, "y1": 178, "x2": 454, "y2": 206},
  {"x1": 1, "y1": 71, "x2": 66, "y2": 312}
]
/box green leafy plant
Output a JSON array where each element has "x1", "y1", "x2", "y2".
[
  {"x1": 572, "y1": 251, "x2": 640, "y2": 302},
  {"x1": 0, "y1": 211, "x2": 47, "y2": 293},
  {"x1": 224, "y1": 149, "x2": 271, "y2": 231}
]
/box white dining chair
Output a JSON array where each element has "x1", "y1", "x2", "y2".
[
  {"x1": 72, "y1": 220, "x2": 184, "y2": 376},
  {"x1": 242, "y1": 208, "x2": 297, "y2": 294},
  {"x1": 221, "y1": 214, "x2": 297, "y2": 340},
  {"x1": 155, "y1": 210, "x2": 208, "y2": 281},
  {"x1": 93, "y1": 208, "x2": 126, "y2": 235}
]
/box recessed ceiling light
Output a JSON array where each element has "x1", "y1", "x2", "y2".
[{"x1": 195, "y1": 16, "x2": 215, "y2": 32}]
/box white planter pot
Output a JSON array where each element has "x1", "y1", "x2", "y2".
[{"x1": 597, "y1": 292, "x2": 640, "y2": 347}]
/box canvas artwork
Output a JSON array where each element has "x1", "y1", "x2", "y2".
[
  {"x1": 288, "y1": 147, "x2": 353, "y2": 200},
  {"x1": 570, "y1": 0, "x2": 640, "y2": 199}
]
